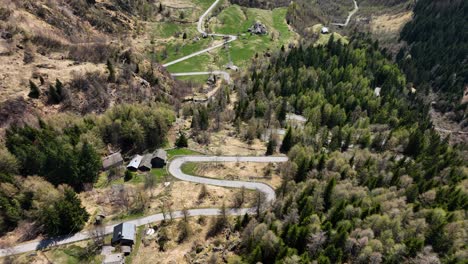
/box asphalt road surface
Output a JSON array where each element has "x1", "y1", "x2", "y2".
[{"x1": 0, "y1": 155, "x2": 287, "y2": 257}]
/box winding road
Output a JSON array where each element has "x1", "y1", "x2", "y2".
[
  {"x1": 0, "y1": 155, "x2": 287, "y2": 257},
  {"x1": 165, "y1": 0, "x2": 237, "y2": 83},
  {"x1": 331, "y1": 0, "x2": 359, "y2": 27}
]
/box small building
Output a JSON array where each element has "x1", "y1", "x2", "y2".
[
  {"x1": 226, "y1": 62, "x2": 239, "y2": 71},
  {"x1": 151, "y1": 149, "x2": 167, "y2": 168},
  {"x1": 127, "y1": 155, "x2": 143, "y2": 171},
  {"x1": 374, "y1": 87, "x2": 382, "y2": 97},
  {"x1": 103, "y1": 253, "x2": 124, "y2": 264},
  {"x1": 111, "y1": 222, "x2": 136, "y2": 248},
  {"x1": 321, "y1": 27, "x2": 330, "y2": 34},
  {"x1": 248, "y1": 21, "x2": 268, "y2": 35},
  {"x1": 138, "y1": 154, "x2": 153, "y2": 171},
  {"x1": 102, "y1": 153, "x2": 124, "y2": 171},
  {"x1": 286, "y1": 113, "x2": 307, "y2": 128}
]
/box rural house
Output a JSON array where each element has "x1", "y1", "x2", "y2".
[
  {"x1": 138, "y1": 154, "x2": 153, "y2": 171},
  {"x1": 127, "y1": 155, "x2": 143, "y2": 171},
  {"x1": 151, "y1": 149, "x2": 167, "y2": 168},
  {"x1": 102, "y1": 152, "x2": 124, "y2": 171},
  {"x1": 111, "y1": 222, "x2": 136, "y2": 248}
]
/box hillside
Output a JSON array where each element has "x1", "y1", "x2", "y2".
[
  {"x1": 0, "y1": 0, "x2": 466, "y2": 264},
  {"x1": 398, "y1": 0, "x2": 468, "y2": 127},
  {"x1": 0, "y1": 0, "x2": 184, "y2": 126}
]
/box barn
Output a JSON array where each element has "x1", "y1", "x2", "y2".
[
  {"x1": 127, "y1": 155, "x2": 142, "y2": 171},
  {"x1": 151, "y1": 149, "x2": 167, "y2": 168}
]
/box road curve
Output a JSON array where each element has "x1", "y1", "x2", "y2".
[
  {"x1": 331, "y1": 0, "x2": 359, "y2": 27},
  {"x1": 169, "y1": 156, "x2": 289, "y2": 202},
  {"x1": 0, "y1": 155, "x2": 287, "y2": 257},
  {"x1": 163, "y1": 0, "x2": 237, "y2": 68},
  {"x1": 171, "y1": 71, "x2": 231, "y2": 83}
]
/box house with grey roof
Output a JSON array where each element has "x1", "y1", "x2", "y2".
[
  {"x1": 138, "y1": 154, "x2": 153, "y2": 171},
  {"x1": 151, "y1": 149, "x2": 167, "y2": 168},
  {"x1": 111, "y1": 222, "x2": 136, "y2": 249},
  {"x1": 127, "y1": 155, "x2": 143, "y2": 171},
  {"x1": 102, "y1": 152, "x2": 124, "y2": 171}
]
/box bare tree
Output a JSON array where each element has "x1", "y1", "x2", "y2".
[
  {"x1": 182, "y1": 206, "x2": 190, "y2": 222},
  {"x1": 255, "y1": 191, "x2": 267, "y2": 216},
  {"x1": 160, "y1": 204, "x2": 167, "y2": 222},
  {"x1": 144, "y1": 172, "x2": 156, "y2": 198},
  {"x1": 233, "y1": 186, "x2": 246, "y2": 208},
  {"x1": 199, "y1": 184, "x2": 208, "y2": 200}
]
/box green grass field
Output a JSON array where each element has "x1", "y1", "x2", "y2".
[
  {"x1": 49, "y1": 245, "x2": 102, "y2": 264},
  {"x1": 181, "y1": 162, "x2": 198, "y2": 175},
  {"x1": 167, "y1": 148, "x2": 201, "y2": 159},
  {"x1": 148, "y1": 2, "x2": 296, "y2": 74}
]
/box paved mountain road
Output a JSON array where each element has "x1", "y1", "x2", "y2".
[{"x1": 0, "y1": 155, "x2": 287, "y2": 257}]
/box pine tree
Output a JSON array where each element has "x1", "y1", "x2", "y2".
[
  {"x1": 55, "y1": 79, "x2": 63, "y2": 101},
  {"x1": 324, "y1": 177, "x2": 336, "y2": 211},
  {"x1": 175, "y1": 132, "x2": 188, "y2": 148},
  {"x1": 277, "y1": 99, "x2": 287, "y2": 123},
  {"x1": 48, "y1": 85, "x2": 60, "y2": 104},
  {"x1": 28, "y1": 80, "x2": 40, "y2": 99},
  {"x1": 265, "y1": 136, "x2": 276, "y2": 155},
  {"x1": 42, "y1": 187, "x2": 89, "y2": 236},
  {"x1": 280, "y1": 127, "x2": 293, "y2": 153},
  {"x1": 107, "y1": 59, "x2": 116, "y2": 82},
  {"x1": 78, "y1": 142, "x2": 101, "y2": 185}
]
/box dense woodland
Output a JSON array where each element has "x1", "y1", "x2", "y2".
[
  {"x1": 231, "y1": 35, "x2": 467, "y2": 263},
  {"x1": 398, "y1": 0, "x2": 468, "y2": 124},
  {"x1": 0, "y1": 103, "x2": 174, "y2": 236}
]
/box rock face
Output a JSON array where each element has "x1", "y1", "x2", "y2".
[{"x1": 248, "y1": 21, "x2": 268, "y2": 35}]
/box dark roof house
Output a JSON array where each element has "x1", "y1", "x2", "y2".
[
  {"x1": 102, "y1": 152, "x2": 124, "y2": 171},
  {"x1": 138, "y1": 154, "x2": 153, "y2": 171},
  {"x1": 151, "y1": 149, "x2": 167, "y2": 168},
  {"x1": 111, "y1": 222, "x2": 136, "y2": 248}
]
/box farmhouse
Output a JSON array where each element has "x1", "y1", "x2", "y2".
[
  {"x1": 127, "y1": 155, "x2": 143, "y2": 171},
  {"x1": 102, "y1": 152, "x2": 124, "y2": 171},
  {"x1": 111, "y1": 222, "x2": 136, "y2": 250}
]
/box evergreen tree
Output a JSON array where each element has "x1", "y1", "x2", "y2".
[
  {"x1": 405, "y1": 129, "x2": 424, "y2": 158},
  {"x1": 265, "y1": 136, "x2": 276, "y2": 155},
  {"x1": 324, "y1": 177, "x2": 336, "y2": 211},
  {"x1": 280, "y1": 127, "x2": 293, "y2": 153},
  {"x1": 175, "y1": 132, "x2": 188, "y2": 148},
  {"x1": 77, "y1": 142, "x2": 101, "y2": 185},
  {"x1": 277, "y1": 99, "x2": 287, "y2": 123},
  {"x1": 28, "y1": 80, "x2": 40, "y2": 99},
  {"x1": 48, "y1": 85, "x2": 60, "y2": 104},
  {"x1": 55, "y1": 79, "x2": 63, "y2": 101},
  {"x1": 107, "y1": 59, "x2": 116, "y2": 82},
  {"x1": 41, "y1": 187, "x2": 89, "y2": 236}
]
